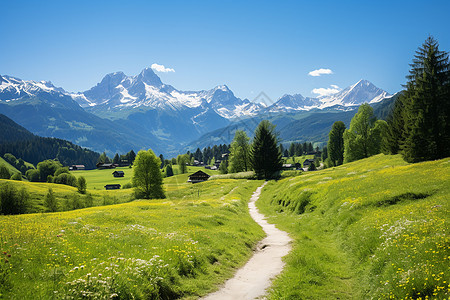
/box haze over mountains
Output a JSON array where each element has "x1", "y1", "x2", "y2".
[{"x1": 0, "y1": 68, "x2": 395, "y2": 156}]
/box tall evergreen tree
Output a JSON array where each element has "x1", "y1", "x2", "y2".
[
  {"x1": 250, "y1": 120, "x2": 283, "y2": 179},
  {"x1": 328, "y1": 121, "x2": 346, "y2": 166},
  {"x1": 288, "y1": 142, "x2": 296, "y2": 157},
  {"x1": 112, "y1": 153, "x2": 120, "y2": 164},
  {"x1": 400, "y1": 36, "x2": 450, "y2": 162}
]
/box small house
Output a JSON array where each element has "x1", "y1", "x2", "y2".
[
  {"x1": 69, "y1": 164, "x2": 85, "y2": 171},
  {"x1": 105, "y1": 184, "x2": 121, "y2": 190},
  {"x1": 97, "y1": 163, "x2": 116, "y2": 169},
  {"x1": 112, "y1": 170, "x2": 125, "y2": 177},
  {"x1": 282, "y1": 163, "x2": 295, "y2": 170},
  {"x1": 188, "y1": 170, "x2": 210, "y2": 183},
  {"x1": 303, "y1": 159, "x2": 315, "y2": 168}
]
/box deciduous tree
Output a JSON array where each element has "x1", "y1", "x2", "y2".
[{"x1": 132, "y1": 149, "x2": 165, "y2": 199}]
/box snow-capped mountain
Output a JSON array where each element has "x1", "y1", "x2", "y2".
[
  {"x1": 268, "y1": 94, "x2": 318, "y2": 112},
  {"x1": 0, "y1": 75, "x2": 67, "y2": 102},
  {"x1": 268, "y1": 79, "x2": 390, "y2": 112},
  {"x1": 71, "y1": 68, "x2": 263, "y2": 120},
  {"x1": 317, "y1": 79, "x2": 390, "y2": 108}
]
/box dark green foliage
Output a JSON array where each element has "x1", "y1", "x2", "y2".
[
  {"x1": 44, "y1": 188, "x2": 58, "y2": 212},
  {"x1": 25, "y1": 169, "x2": 40, "y2": 182},
  {"x1": 219, "y1": 159, "x2": 228, "y2": 174},
  {"x1": 374, "y1": 192, "x2": 429, "y2": 207},
  {"x1": 328, "y1": 121, "x2": 346, "y2": 166},
  {"x1": 37, "y1": 160, "x2": 62, "y2": 182},
  {"x1": 0, "y1": 164, "x2": 11, "y2": 179},
  {"x1": 308, "y1": 162, "x2": 317, "y2": 171},
  {"x1": 165, "y1": 164, "x2": 173, "y2": 177},
  {"x1": 0, "y1": 183, "x2": 28, "y2": 215},
  {"x1": 399, "y1": 36, "x2": 450, "y2": 162},
  {"x1": 53, "y1": 173, "x2": 77, "y2": 187},
  {"x1": 97, "y1": 152, "x2": 111, "y2": 164},
  {"x1": 54, "y1": 167, "x2": 70, "y2": 177},
  {"x1": 0, "y1": 118, "x2": 100, "y2": 169},
  {"x1": 112, "y1": 153, "x2": 120, "y2": 164},
  {"x1": 77, "y1": 176, "x2": 87, "y2": 194},
  {"x1": 10, "y1": 173, "x2": 22, "y2": 181},
  {"x1": 159, "y1": 154, "x2": 165, "y2": 168},
  {"x1": 321, "y1": 146, "x2": 328, "y2": 161},
  {"x1": 250, "y1": 120, "x2": 283, "y2": 180}
]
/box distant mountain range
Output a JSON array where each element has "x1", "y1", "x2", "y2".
[{"x1": 0, "y1": 68, "x2": 397, "y2": 156}]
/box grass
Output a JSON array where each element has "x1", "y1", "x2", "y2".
[
  {"x1": 71, "y1": 165, "x2": 219, "y2": 190},
  {"x1": 0, "y1": 178, "x2": 265, "y2": 299},
  {"x1": 0, "y1": 157, "x2": 21, "y2": 175},
  {"x1": 257, "y1": 154, "x2": 449, "y2": 299}
]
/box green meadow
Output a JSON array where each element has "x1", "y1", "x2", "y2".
[
  {"x1": 257, "y1": 154, "x2": 449, "y2": 299},
  {"x1": 0, "y1": 175, "x2": 264, "y2": 298}
]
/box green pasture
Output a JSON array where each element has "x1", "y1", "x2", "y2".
[
  {"x1": 257, "y1": 154, "x2": 450, "y2": 299},
  {"x1": 0, "y1": 178, "x2": 264, "y2": 299}
]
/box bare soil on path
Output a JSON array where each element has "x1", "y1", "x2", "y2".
[{"x1": 202, "y1": 182, "x2": 292, "y2": 300}]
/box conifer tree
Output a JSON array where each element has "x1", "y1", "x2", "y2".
[
  {"x1": 328, "y1": 121, "x2": 346, "y2": 166},
  {"x1": 250, "y1": 120, "x2": 283, "y2": 179},
  {"x1": 400, "y1": 36, "x2": 450, "y2": 162}
]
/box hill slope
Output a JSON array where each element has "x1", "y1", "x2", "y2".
[
  {"x1": 257, "y1": 154, "x2": 449, "y2": 299},
  {"x1": 0, "y1": 114, "x2": 100, "y2": 168}
]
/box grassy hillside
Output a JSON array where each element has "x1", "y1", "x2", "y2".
[
  {"x1": 257, "y1": 154, "x2": 449, "y2": 299},
  {"x1": 0, "y1": 178, "x2": 264, "y2": 299},
  {"x1": 0, "y1": 157, "x2": 20, "y2": 174}
]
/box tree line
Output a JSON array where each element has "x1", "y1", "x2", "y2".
[
  {"x1": 326, "y1": 36, "x2": 449, "y2": 166},
  {"x1": 0, "y1": 137, "x2": 100, "y2": 169}
]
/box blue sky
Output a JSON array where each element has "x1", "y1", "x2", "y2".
[{"x1": 1, "y1": 0, "x2": 449, "y2": 102}]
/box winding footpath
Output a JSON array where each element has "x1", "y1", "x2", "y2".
[{"x1": 202, "y1": 182, "x2": 292, "y2": 300}]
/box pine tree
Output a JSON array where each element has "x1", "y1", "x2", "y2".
[
  {"x1": 401, "y1": 36, "x2": 450, "y2": 162},
  {"x1": 288, "y1": 143, "x2": 296, "y2": 157},
  {"x1": 112, "y1": 153, "x2": 120, "y2": 164},
  {"x1": 250, "y1": 120, "x2": 283, "y2": 179},
  {"x1": 327, "y1": 121, "x2": 346, "y2": 166}
]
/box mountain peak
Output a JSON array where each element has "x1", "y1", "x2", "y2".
[{"x1": 137, "y1": 67, "x2": 162, "y2": 87}]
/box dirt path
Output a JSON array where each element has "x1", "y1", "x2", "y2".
[{"x1": 202, "y1": 182, "x2": 292, "y2": 300}]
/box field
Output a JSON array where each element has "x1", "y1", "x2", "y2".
[
  {"x1": 71, "y1": 165, "x2": 220, "y2": 190},
  {"x1": 0, "y1": 175, "x2": 264, "y2": 298},
  {"x1": 257, "y1": 154, "x2": 450, "y2": 299}
]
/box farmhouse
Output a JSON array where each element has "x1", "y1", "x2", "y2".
[
  {"x1": 303, "y1": 159, "x2": 315, "y2": 168},
  {"x1": 104, "y1": 184, "x2": 121, "y2": 190},
  {"x1": 97, "y1": 163, "x2": 116, "y2": 169},
  {"x1": 112, "y1": 170, "x2": 124, "y2": 177},
  {"x1": 69, "y1": 165, "x2": 85, "y2": 170},
  {"x1": 188, "y1": 170, "x2": 210, "y2": 183},
  {"x1": 282, "y1": 163, "x2": 295, "y2": 170}
]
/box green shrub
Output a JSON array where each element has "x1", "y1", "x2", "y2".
[
  {"x1": 0, "y1": 183, "x2": 29, "y2": 215},
  {"x1": 10, "y1": 173, "x2": 22, "y2": 181}
]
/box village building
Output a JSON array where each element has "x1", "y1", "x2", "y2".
[
  {"x1": 96, "y1": 163, "x2": 116, "y2": 169},
  {"x1": 112, "y1": 170, "x2": 125, "y2": 177},
  {"x1": 187, "y1": 170, "x2": 210, "y2": 183},
  {"x1": 303, "y1": 159, "x2": 316, "y2": 169},
  {"x1": 69, "y1": 164, "x2": 85, "y2": 171},
  {"x1": 104, "y1": 184, "x2": 121, "y2": 190}
]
